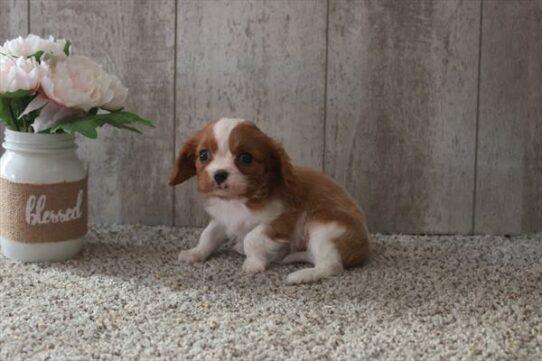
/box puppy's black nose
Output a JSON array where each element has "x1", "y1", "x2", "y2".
[{"x1": 214, "y1": 170, "x2": 229, "y2": 185}]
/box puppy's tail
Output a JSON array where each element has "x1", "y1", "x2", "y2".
[
  {"x1": 281, "y1": 251, "x2": 313, "y2": 265},
  {"x1": 286, "y1": 264, "x2": 343, "y2": 284}
]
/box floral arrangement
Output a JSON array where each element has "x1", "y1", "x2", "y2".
[{"x1": 0, "y1": 34, "x2": 152, "y2": 138}]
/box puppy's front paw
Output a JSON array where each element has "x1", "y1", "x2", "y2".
[
  {"x1": 242, "y1": 257, "x2": 266, "y2": 273},
  {"x1": 178, "y1": 248, "x2": 206, "y2": 264}
]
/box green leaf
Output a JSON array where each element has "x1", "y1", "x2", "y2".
[
  {"x1": 86, "y1": 111, "x2": 153, "y2": 128},
  {"x1": 51, "y1": 117, "x2": 98, "y2": 138},
  {"x1": 0, "y1": 97, "x2": 15, "y2": 129},
  {"x1": 107, "y1": 122, "x2": 143, "y2": 134},
  {"x1": 29, "y1": 50, "x2": 45, "y2": 63},
  {"x1": 5, "y1": 94, "x2": 36, "y2": 131},
  {"x1": 2, "y1": 89, "x2": 34, "y2": 99},
  {"x1": 46, "y1": 111, "x2": 153, "y2": 139},
  {"x1": 63, "y1": 40, "x2": 71, "y2": 56},
  {"x1": 9, "y1": 97, "x2": 25, "y2": 119}
]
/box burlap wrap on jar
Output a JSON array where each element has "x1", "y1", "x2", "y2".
[{"x1": 0, "y1": 177, "x2": 88, "y2": 243}]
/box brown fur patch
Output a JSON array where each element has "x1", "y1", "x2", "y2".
[
  {"x1": 270, "y1": 166, "x2": 370, "y2": 267},
  {"x1": 266, "y1": 209, "x2": 302, "y2": 243}
]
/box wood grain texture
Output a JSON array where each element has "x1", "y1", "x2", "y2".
[
  {"x1": 175, "y1": 0, "x2": 327, "y2": 226},
  {"x1": 31, "y1": 0, "x2": 175, "y2": 225},
  {"x1": 475, "y1": 0, "x2": 542, "y2": 234},
  {"x1": 326, "y1": 0, "x2": 480, "y2": 234},
  {"x1": 0, "y1": 0, "x2": 27, "y2": 36},
  {"x1": 0, "y1": 0, "x2": 28, "y2": 154}
]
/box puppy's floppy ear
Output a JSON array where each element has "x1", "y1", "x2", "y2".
[
  {"x1": 169, "y1": 133, "x2": 200, "y2": 186},
  {"x1": 266, "y1": 136, "x2": 298, "y2": 194}
]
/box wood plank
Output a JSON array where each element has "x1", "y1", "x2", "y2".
[
  {"x1": 31, "y1": 0, "x2": 175, "y2": 225},
  {"x1": 326, "y1": 0, "x2": 480, "y2": 234},
  {"x1": 0, "y1": 0, "x2": 27, "y2": 36},
  {"x1": 475, "y1": 0, "x2": 542, "y2": 234},
  {"x1": 0, "y1": 0, "x2": 28, "y2": 154},
  {"x1": 175, "y1": 0, "x2": 327, "y2": 226}
]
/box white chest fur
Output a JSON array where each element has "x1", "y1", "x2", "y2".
[{"x1": 204, "y1": 197, "x2": 283, "y2": 239}]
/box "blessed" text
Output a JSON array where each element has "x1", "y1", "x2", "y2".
[{"x1": 25, "y1": 190, "x2": 84, "y2": 225}]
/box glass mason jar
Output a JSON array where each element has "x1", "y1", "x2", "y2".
[{"x1": 0, "y1": 129, "x2": 88, "y2": 262}]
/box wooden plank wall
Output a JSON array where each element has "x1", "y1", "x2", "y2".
[
  {"x1": 1, "y1": 0, "x2": 540, "y2": 234},
  {"x1": 326, "y1": 0, "x2": 480, "y2": 234},
  {"x1": 475, "y1": 0, "x2": 542, "y2": 234}
]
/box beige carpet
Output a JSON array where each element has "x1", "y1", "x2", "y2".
[{"x1": 0, "y1": 225, "x2": 541, "y2": 360}]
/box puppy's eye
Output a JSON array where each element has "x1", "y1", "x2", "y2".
[
  {"x1": 238, "y1": 152, "x2": 253, "y2": 165},
  {"x1": 199, "y1": 149, "x2": 210, "y2": 162}
]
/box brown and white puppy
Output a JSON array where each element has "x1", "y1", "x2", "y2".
[{"x1": 169, "y1": 118, "x2": 369, "y2": 284}]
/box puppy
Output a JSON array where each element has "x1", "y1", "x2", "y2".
[{"x1": 169, "y1": 118, "x2": 370, "y2": 284}]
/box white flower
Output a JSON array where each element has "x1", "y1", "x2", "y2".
[
  {"x1": 2, "y1": 34, "x2": 69, "y2": 59},
  {"x1": 41, "y1": 55, "x2": 114, "y2": 111},
  {"x1": 32, "y1": 101, "x2": 82, "y2": 132},
  {"x1": 21, "y1": 94, "x2": 83, "y2": 132},
  {"x1": 0, "y1": 56, "x2": 44, "y2": 93},
  {"x1": 101, "y1": 74, "x2": 128, "y2": 111}
]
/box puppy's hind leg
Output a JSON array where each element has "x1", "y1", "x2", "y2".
[{"x1": 286, "y1": 223, "x2": 344, "y2": 284}]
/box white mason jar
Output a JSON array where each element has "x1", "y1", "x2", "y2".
[{"x1": 0, "y1": 129, "x2": 87, "y2": 262}]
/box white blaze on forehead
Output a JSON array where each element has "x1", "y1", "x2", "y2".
[
  {"x1": 206, "y1": 118, "x2": 246, "y2": 183},
  {"x1": 213, "y1": 118, "x2": 245, "y2": 155}
]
